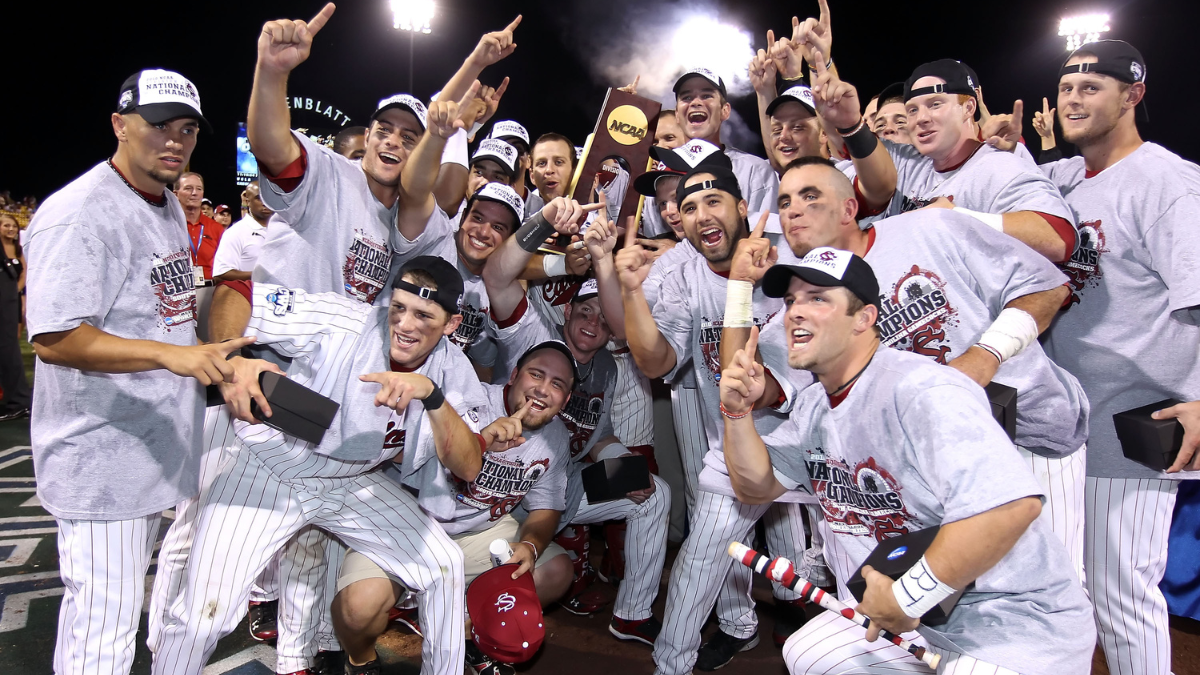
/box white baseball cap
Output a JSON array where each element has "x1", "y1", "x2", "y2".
[
  {"x1": 488, "y1": 120, "x2": 530, "y2": 150},
  {"x1": 766, "y1": 85, "x2": 817, "y2": 117},
  {"x1": 373, "y1": 94, "x2": 428, "y2": 130},
  {"x1": 117, "y1": 69, "x2": 210, "y2": 131},
  {"x1": 471, "y1": 139, "x2": 520, "y2": 179},
  {"x1": 468, "y1": 182, "x2": 525, "y2": 225},
  {"x1": 673, "y1": 68, "x2": 728, "y2": 98}
]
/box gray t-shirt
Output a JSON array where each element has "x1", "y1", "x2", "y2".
[
  {"x1": 765, "y1": 346, "x2": 1095, "y2": 675},
  {"x1": 245, "y1": 283, "x2": 487, "y2": 468},
  {"x1": 727, "y1": 146, "x2": 779, "y2": 215},
  {"x1": 404, "y1": 383, "x2": 570, "y2": 535},
  {"x1": 867, "y1": 209, "x2": 1088, "y2": 457},
  {"x1": 884, "y1": 141, "x2": 1074, "y2": 222},
  {"x1": 1042, "y1": 143, "x2": 1200, "y2": 479},
  {"x1": 25, "y1": 162, "x2": 204, "y2": 520},
  {"x1": 256, "y1": 132, "x2": 398, "y2": 305},
  {"x1": 523, "y1": 190, "x2": 546, "y2": 220}
]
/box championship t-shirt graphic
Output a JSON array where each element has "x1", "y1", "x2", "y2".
[
  {"x1": 559, "y1": 390, "x2": 605, "y2": 459},
  {"x1": 150, "y1": 248, "x2": 197, "y2": 331},
  {"x1": 900, "y1": 193, "x2": 953, "y2": 213},
  {"x1": 877, "y1": 265, "x2": 958, "y2": 364},
  {"x1": 1062, "y1": 219, "x2": 1106, "y2": 307},
  {"x1": 456, "y1": 455, "x2": 550, "y2": 520},
  {"x1": 342, "y1": 230, "x2": 391, "y2": 304},
  {"x1": 805, "y1": 450, "x2": 918, "y2": 542},
  {"x1": 451, "y1": 302, "x2": 486, "y2": 350},
  {"x1": 698, "y1": 313, "x2": 776, "y2": 382}
]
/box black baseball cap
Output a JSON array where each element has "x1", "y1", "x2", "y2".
[
  {"x1": 675, "y1": 164, "x2": 744, "y2": 207},
  {"x1": 673, "y1": 68, "x2": 728, "y2": 99},
  {"x1": 904, "y1": 59, "x2": 981, "y2": 120},
  {"x1": 766, "y1": 85, "x2": 817, "y2": 117},
  {"x1": 762, "y1": 247, "x2": 880, "y2": 311},
  {"x1": 875, "y1": 82, "x2": 906, "y2": 107},
  {"x1": 633, "y1": 140, "x2": 731, "y2": 197},
  {"x1": 117, "y1": 69, "x2": 211, "y2": 132},
  {"x1": 372, "y1": 94, "x2": 428, "y2": 130},
  {"x1": 516, "y1": 339, "x2": 580, "y2": 388},
  {"x1": 1060, "y1": 40, "x2": 1148, "y2": 122},
  {"x1": 393, "y1": 256, "x2": 464, "y2": 315}
]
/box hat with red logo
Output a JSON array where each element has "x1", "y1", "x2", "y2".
[
  {"x1": 762, "y1": 247, "x2": 880, "y2": 311},
  {"x1": 467, "y1": 564, "x2": 545, "y2": 664},
  {"x1": 633, "y1": 139, "x2": 731, "y2": 197}
]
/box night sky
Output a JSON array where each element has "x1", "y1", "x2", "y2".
[{"x1": 2, "y1": 0, "x2": 1195, "y2": 207}]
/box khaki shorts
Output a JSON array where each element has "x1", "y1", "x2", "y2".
[{"x1": 336, "y1": 514, "x2": 567, "y2": 593}]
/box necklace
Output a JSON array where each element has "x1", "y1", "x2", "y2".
[
  {"x1": 829, "y1": 352, "x2": 874, "y2": 398},
  {"x1": 576, "y1": 357, "x2": 595, "y2": 383},
  {"x1": 107, "y1": 159, "x2": 166, "y2": 208}
]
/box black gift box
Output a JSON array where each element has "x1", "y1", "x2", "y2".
[
  {"x1": 247, "y1": 372, "x2": 340, "y2": 446},
  {"x1": 985, "y1": 382, "x2": 1017, "y2": 441},
  {"x1": 582, "y1": 455, "x2": 652, "y2": 503},
  {"x1": 846, "y1": 525, "x2": 967, "y2": 626},
  {"x1": 1115, "y1": 399, "x2": 1184, "y2": 471}
]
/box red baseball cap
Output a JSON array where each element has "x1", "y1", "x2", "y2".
[{"x1": 467, "y1": 564, "x2": 545, "y2": 664}]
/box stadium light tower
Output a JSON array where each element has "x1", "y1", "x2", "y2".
[
  {"x1": 391, "y1": 0, "x2": 434, "y2": 92},
  {"x1": 1059, "y1": 13, "x2": 1110, "y2": 51}
]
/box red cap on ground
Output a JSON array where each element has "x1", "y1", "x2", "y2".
[{"x1": 467, "y1": 564, "x2": 545, "y2": 663}]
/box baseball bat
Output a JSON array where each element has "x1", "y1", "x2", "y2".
[{"x1": 727, "y1": 542, "x2": 941, "y2": 669}]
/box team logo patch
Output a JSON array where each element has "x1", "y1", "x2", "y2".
[
  {"x1": 266, "y1": 288, "x2": 297, "y2": 316},
  {"x1": 805, "y1": 451, "x2": 920, "y2": 541},
  {"x1": 149, "y1": 249, "x2": 197, "y2": 331},
  {"x1": 1062, "y1": 219, "x2": 1107, "y2": 308},
  {"x1": 118, "y1": 89, "x2": 133, "y2": 109},
  {"x1": 495, "y1": 592, "x2": 516, "y2": 613},
  {"x1": 1130, "y1": 61, "x2": 1145, "y2": 82},
  {"x1": 877, "y1": 265, "x2": 958, "y2": 364},
  {"x1": 887, "y1": 546, "x2": 908, "y2": 561}
]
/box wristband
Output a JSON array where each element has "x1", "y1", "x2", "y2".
[
  {"x1": 975, "y1": 307, "x2": 1039, "y2": 365},
  {"x1": 467, "y1": 120, "x2": 485, "y2": 140},
  {"x1": 595, "y1": 441, "x2": 628, "y2": 462},
  {"x1": 720, "y1": 402, "x2": 751, "y2": 420},
  {"x1": 542, "y1": 253, "x2": 567, "y2": 277},
  {"x1": 440, "y1": 128, "x2": 468, "y2": 168},
  {"x1": 422, "y1": 383, "x2": 446, "y2": 411},
  {"x1": 782, "y1": 73, "x2": 806, "y2": 82},
  {"x1": 837, "y1": 118, "x2": 879, "y2": 159},
  {"x1": 515, "y1": 212, "x2": 555, "y2": 253},
  {"x1": 892, "y1": 555, "x2": 957, "y2": 619},
  {"x1": 952, "y1": 207, "x2": 1004, "y2": 232},
  {"x1": 724, "y1": 280, "x2": 754, "y2": 329},
  {"x1": 519, "y1": 539, "x2": 539, "y2": 561}
]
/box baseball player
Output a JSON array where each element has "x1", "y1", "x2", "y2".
[
  {"x1": 743, "y1": 156, "x2": 1089, "y2": 578},
  {"x1": 524, "y1": 133, "x2": 576, "y2": 219},
  {"x1": 486, "y1": 120, "x2": 532, "y2": 198},
  {"x1": 152, "y1": 257, "x2": 490, "y2": 675},
  {"x1": 22, "y1": 68, "x2": 252, "y2": 675},
  {"x1": 616, "y1": 165, "x2": 818, "y2": 672},
  {"x1": 872, "y1": 83, "x2": 911, "y2": 144},
  {"x1": 332, "y1": 340, "x2": 579, "y2": 675},
  {"x1": 211, "y1": 180, "x2": 272, "y2": 283},
  {"x1": 718, "y1": 248, "x2": 1095, "y2": 674},
  {"x1": 1040, "y1": 40, "x2": 1200, "y2": 675},
  {"x1": 673, "y1": 68, "x2": 779, "y2": 215},
  {"x1": 483, "y1": 198, "x2": 672, "y2": 643}
]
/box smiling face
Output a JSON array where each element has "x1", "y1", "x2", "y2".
[
  {"x1": 654, "y1": 175, "x2": 684, "y2": 238},
  {"x1": 174, "y1": 173, "x2": 204, "y2": 212},
  {"x1": 904, "y1": 77, "x2": 975, "y2": 162},
  {"x1": 362, "y1": 108, "x2": 423, "y2": 188},
  {"x1": 655, "y1": 112, "x2": 686, "y2": 149},
  {"x1": 506, "y1": 350, "x2": 575, "y2": 429},
  {"x1": 675, "y1": 77, "x2": 730, "y2": 142},
  {"x1": 467, "y1": 158, "x2": 513, "y2": 199},
  {"x1": 783, "y1": 277, "x2": 876, "y2": 374},
  {"x1": 873, "y1": 101, "x2": 910, "y2": 144},
  {"x1": 113, "y1": 113, "x2": 199, "y2": 189},
  {"x1": 1057, "y1": 54, "x2": 1141, "y2": 148},
  {"x1": 678, "y1": 173, "x2": 747, "y2": 265},
  {"x1": 387, "y1": 276, "x2": 462, "y2": 368},
  {"x1": 770, "y1": 101, "x2": 824, "y2": 167},
  {"x1": 456, "y1": 200, "x2": 516, "y2": 271},
  {"x1": 777, "y1": 163, "x2": 858, "y2": 257},
  {"x1": 0, "y1": 216, "x2": 18, "y2": 243},
  {"x1": 563, "y1": 297, "x2": 612, "y2": 358},
  {"x1": 530, "y1": 139, "x2": 573, "y2": 200}
]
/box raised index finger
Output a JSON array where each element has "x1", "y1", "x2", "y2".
[
  {"x1": 751, "y1": 211, "x2": 770, "y2": 239},
  {"x1": 818, "y1": 0, "x2": 831, "y2": 26},
  {"x1": 504, "y1": 15, "x2": 522, "y2": 33},
  {"x1": 307, "y1": 3, "x2": 336, "y2": 35},
  {"x1": 811, "y1": 48, "x2": 829, "y2": 78},
  {"x1": 624, "y1": 214, "x2": 639, "y2": 248},
  {"x1": 1011, "y1": 99, "x2": 1024, "y2": 122},
  {"x1": 745, "y1": 324, "x2": 760, "y2": 356},
  {"x1": 1042, "y1": 97, "x2": 1051, "y2": 115},
  {"x1": 579, "y1": 202, "x2": 605, "y2": 213},
  {"x1": 511, "y1": 400, "x2": 529, "y2": 421}
]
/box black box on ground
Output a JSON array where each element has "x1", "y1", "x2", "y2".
[
  {"x1": 846, "y1": 525, "x2": 967, "y2": 626},
  {"x1": 582, "y1": 455, "x2": 652, "y2": 503},
  {"x1": 985, "y1": 382, "x2": 1017, "y2": 441},
  {"x1": 248, "y1": 372, "x2": 340, "y2": 446},
  {"x1": 1115, "y1": 399, "x2": 1184, "y2": 471}
]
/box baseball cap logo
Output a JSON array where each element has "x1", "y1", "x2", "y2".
[
  {"x1": 1130, "y1": 61, "x2": 1144, "y2": 81},
  {"x1": 118, "y1": 89, "x2": 133, "y2": 109},
  {"x1": 495, "y1": 592, "x2": 516, "y2": 613},
  {"x1": 819, "y1": 251, "x2": 836, "y2": 262}
]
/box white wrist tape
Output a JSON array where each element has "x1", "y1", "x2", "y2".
[
  {"x1": 595, "y1": 442, "x2": 628, "y2": 462},
  {"x1": 724, "y1": 280, "x2": 754, "y2": 329},
  {"x1": 440, "y1": 128, "x2": 469, "y2": 168},
  {"x1": 953, "y1": 206, "x2": 1004, "y2": 232},
  {"x1": 892, "y1": 555, "x2": 957, "y2": 619},
  {"x1": 542, "y1": 254, "x2": 567, "y2": 278},
  {"x1": 975, "y1": 307, "x2": 1038, "y2": 364},
  {"x1": 468, "y1": 120, "x2": 485, "y2": 140}
]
